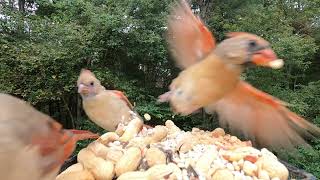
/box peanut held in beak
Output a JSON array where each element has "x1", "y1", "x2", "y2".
[
  {"x1": 251, "y1": 48, "x2": 284, "y2": 69},
  {"x1": 267, "y1": 59, "x2": 284, "y2": 69}
]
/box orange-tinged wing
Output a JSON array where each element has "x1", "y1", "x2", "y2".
[
  {"x1": 111, "y1": 90, "x2": 134, "y2": 110},
  {"x1": 166, "y1": 0, "x2": 215, "y2": 69},
  {"x1": 0, "y1": 93, "x2": 98, "y2": 177},
  {"x1": 205, "y1": 81, "x2": 320, "y2": 150}
]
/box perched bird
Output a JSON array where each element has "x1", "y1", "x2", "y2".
[
  {"x1": 77, "y1": 69, "x2": 145, "y2": 132},
  {"x1": 159, "y1": 0, "x2": 320, "y2": 150},
  {"x1": 0, "y1": 93, "x2": 99, "y2": 180}
]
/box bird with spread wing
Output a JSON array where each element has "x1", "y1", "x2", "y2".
[{"x1": 158, "y1": 0, "x2": 320, "y2": 150}]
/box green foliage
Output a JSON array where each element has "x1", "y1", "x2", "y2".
[
  {"x1": 1, "y1": 0, "x2": 320, "y2": 177},
  {"x1": 285, "y1": 142, "x2": 320, "y2": 178}
]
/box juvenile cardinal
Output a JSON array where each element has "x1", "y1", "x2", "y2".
[
  {"x1": 77, "y1": 69, "x2": 145, "y2": 132},
  {"x1": 0, "y1": 93, "x2": 99, "y2": 180},
  {"x1": 159, "y1": 0, "x2": 320, "y2": 150}
]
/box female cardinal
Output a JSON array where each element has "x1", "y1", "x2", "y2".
[
  {"x1": 159, "y1": 0, "x2": 320, "y2": 150},
  {"x1": 0, "y1": 93, "x2": 99, "y2": 180},
  {"x1": 158, "y1": 0, "x2": 283, "y2": 116},
  {"x1": 77, "y1": 69, "x2": 146, "y2": 132}
]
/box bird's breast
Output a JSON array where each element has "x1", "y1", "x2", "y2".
[{"x1": 82, "y1": 96, "x2": 132, "y2": 131}]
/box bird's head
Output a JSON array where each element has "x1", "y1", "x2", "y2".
[
  {"x1": 215, "y1": 32, "x2": 284, "y2": 69},
  {"x1": 77, "y1": 69, "x2": 104, "y2": 99}
]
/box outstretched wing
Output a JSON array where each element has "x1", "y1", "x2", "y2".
[
  {"x1": 205, "y1": 81, "x2": 320, "y2": 150},
  {"x1": 166, "y1": 0, "x2": 215, "y2": 69}
]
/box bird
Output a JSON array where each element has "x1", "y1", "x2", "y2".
[
  {"x1": 158, "y1": 0, "x2": 320, "y2": 150},
  {"x1": 0, "y1": 93, "x2": 99, "y2": 180},
  {"x1": 77, "y1": 69, "x2": 148, "y2": 133},
  {"x1": 158, "y1": 0, "x2": 283, "y2": 116}
]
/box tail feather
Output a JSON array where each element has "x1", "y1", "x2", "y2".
[
  {"x1": 286, "y1": 111, "x2": 320, "y2": 137},
  {"x1": 68, "y1": 129, "x2": 99, "y2": 141},
  {"x1": 205, "y1": 81, "x2": 320, "y2": 150},
  {"x1": 53, "y1": 129, "x2": 99, "y2": 173}
]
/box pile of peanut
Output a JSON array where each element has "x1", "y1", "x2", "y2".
[{"x1": 56, "y1": 118, "x2": 289, "y2": 180}]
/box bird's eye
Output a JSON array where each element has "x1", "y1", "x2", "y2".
[
  {"x1": 176, "y1": 89, "x2": 183, "y2": 96},
  {"x1": 248, "y1": 40, "x2": 257, "y2": 48},
  {"x1": 90, "y1": 81, "x2": 94, "y2": 86}
]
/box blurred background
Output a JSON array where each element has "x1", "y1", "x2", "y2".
[{"x1": 0, "y1": 0, "x2": 319, "y2": 177}]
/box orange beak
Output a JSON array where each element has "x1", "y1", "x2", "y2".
[
  {"x1": 251, "y1": 49, "x2": 284, "y2": 69},
  {"x1": 78, "y1": 84, "x2": 89, "y2": 95}
]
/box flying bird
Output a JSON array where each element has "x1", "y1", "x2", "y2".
[{"x1": 159, "y1": 0, "x2": 320, "y2": 150}]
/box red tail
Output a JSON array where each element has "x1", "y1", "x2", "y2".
[
  {"x1": 68, "y1": 129, "x2": 100, "y2": 141},
  {"x1": 57, "y1": 129, "x2": 99, "y2": 173}
]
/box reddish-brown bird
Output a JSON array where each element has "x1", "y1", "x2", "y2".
[
  {"x1": 159, "y1": 0, "x2": 320, "y2": 150},
  {"x1": 77, "y1": 69, "x2": 145, "y2": 132},
  {"x1": 0, "y1": 93, "x2": 99, "y2": 180}
]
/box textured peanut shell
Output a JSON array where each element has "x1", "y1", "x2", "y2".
[
  {"x1": 195, "y1": 148, "x2": 218, "y2": 174},
  {"x1": 147, "y1": 164, "x2": 174, "y2": 180},
  {"x1": 115, "y1": 147, "x2": 142, "y2": 176},
  {"x1": 145, "y1": 147, "x2": 166, "y2": 167},
  {"x1": 176, "y1": 133, "x2": 199, "y2": 153},
  {"x1": 77, "y1": 148, "x2": 96, "y2": 165},
  {"x1": 149, "y1": 125, "x2": 168, "y2": 143},
  {"x1": 98, "y1": 132, "x2": 119, "y2": 145},
  {"x1": 89, "y1": 159, "x2": 114, "y2": 180},
  {"x1": 119, "y1": 118, "x2": 143, "y2": 142},
  {"x1": 211, "y1": 169, "x2": 234, "y2": 180},
  {"x1": 222, "y1": 146, "x2": 260, "y2": 162},
  {"x1": 58, "y1": 163, "x2": 84, "y2": 176},
  {"x1": 78, "y1": 148, "x2": 114, "y2": 180},
  {"x1": 106, "y1": 149, "x2": 124, "y2": 164},
  {"x1": 256, "y1": 155, "x2": 288, "y2": 180},
  {"x1": 243, "y1": 160, "x2": 258, "y2": 176},
  {"x1": 127, "y1": 136, "x2": 149, "y2": 149},
  {"x1": 116, "y1": 171, "x2": 149, "y2": 180},
  {"x1": 55, "y1": 169, "x2": 95, "y2": 180},
  {"x1": 211, "y1": 128, "x2": 225, "y2": 137},
  {"x1": 87, "y1": 141, "x2": 109, "y2": 158},
  {"x1": 165, "y1": 120, "x2": 181, "y2": 136}
]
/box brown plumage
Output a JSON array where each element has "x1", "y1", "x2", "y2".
[
  {"x1": 77, "y1": 69, "x2": 141, "y2": 132},
  {"x1": 205, "y1": 82, "x2": 320, "y2": 150},
  {"x1": 159, "y1": 52, "x2": 243, "y2": 115},
  {"x1": 159, "y1": 0, "x2": 282, "y2": 116},
  {"x1": 0, "y1": 93, "x2": 98, "y2": 180},
  {"x1": 166, "y1": 0, "x2": 215, "y2": 69},
  {"x1": 159, "y1": 0, "x2": 320, "y2": 150}
]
